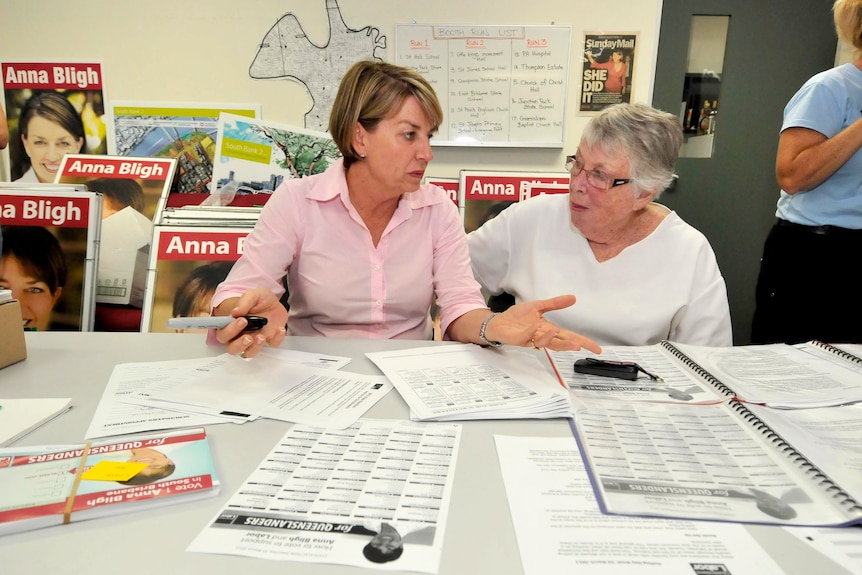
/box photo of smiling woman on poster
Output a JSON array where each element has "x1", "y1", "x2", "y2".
[{"x1": 12, "y1": 91, "x2": 87, "y2": 183}]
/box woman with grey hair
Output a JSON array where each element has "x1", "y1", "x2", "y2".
[{"x1": 468, "y1": 102, "x2": 732, "y2": 346}]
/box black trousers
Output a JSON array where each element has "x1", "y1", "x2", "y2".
[{"x1": 751, "y1": 219, "x2": 862, "y2": 345}]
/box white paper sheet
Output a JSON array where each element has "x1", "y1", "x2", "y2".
[
  {"x1": 783, "y1": 525, "x2": 862, "y2": 575},
  {"x1": 494, "y1": 435, "x2": 786, "y2": 575},
  {"x1": 548, "y1": 347, "x2": 726, "y2": 404},
  {"x1": 188, "y1": 420, "x2": 460, "y2": 572},
  {"x1": 366, "y1": 344, "x2": 571, "y2": 421},
  {"x1": 86, "y1": 347, "x2": 353, "y2": 438},
  {"x1": 746, "y1": 403, "x2": 862, "y2": 503},
  {"x1": 0, "y1": 398, "x2": 72, "y2": 446},
  {"x1": 141, "y1": 350, "x2": 389, "y2": 429},
  {"x1": 86, "y1": 358, "x2": 245, "y2": 440}
]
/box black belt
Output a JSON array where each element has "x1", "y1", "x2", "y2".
[{"x1": 776, "y1": 218, "x2": 862, "y2": 236}]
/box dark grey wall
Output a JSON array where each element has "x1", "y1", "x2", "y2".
[{"x1": 653, "y1": 0, "x2": 838, "y2": 344}]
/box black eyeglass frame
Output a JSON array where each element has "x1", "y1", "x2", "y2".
[{"x1": 565, "y1": 154, "x2": 633, "y2": 190}]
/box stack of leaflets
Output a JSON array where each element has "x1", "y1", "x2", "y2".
[{"x1": 0, "y1": 427, "x2": 220, "y2": 536}]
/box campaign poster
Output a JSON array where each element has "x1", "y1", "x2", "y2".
[
  {"x1": 143, "y1": 226, "x2": 252, "y2": 333},
  {"x1": 55, "y1": 155, "x2": 178, "y2": 308},
  {"x1": 0, "y1": 188, "x2": 100, "y2": 331},
  {"x1": 1, "y1": 62, "x2": 108, "y2": 183},
  {"x1": 459, "y1": 170, "x2": 570, "y2": 234}
]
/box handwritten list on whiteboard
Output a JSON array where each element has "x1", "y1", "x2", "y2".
[{"x1": 395, "y1": 24, "x2": 572, "y2": 148}]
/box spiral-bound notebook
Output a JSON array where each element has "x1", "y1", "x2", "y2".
[
  {"x1": 801, "y1": 339, "x2": 862, "y2": 367},
  {"x1": 549, "y1": 341, "x2": 862, "y2": 527},
  {"x1": 550, "y1": 340, "x2": 862, "y2": 409}
]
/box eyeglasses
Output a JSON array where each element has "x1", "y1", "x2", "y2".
[{"x1": 565, "y1": 155, "x2": 632, "y2": 190}]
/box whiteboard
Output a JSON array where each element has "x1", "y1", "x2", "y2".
[{"x1": 396, "y1": 24, "x2": 572, "y2": 148}]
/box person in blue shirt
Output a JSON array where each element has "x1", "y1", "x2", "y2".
[{"x1": 752, "y1": 0, "x2": 862, "y2": 345}]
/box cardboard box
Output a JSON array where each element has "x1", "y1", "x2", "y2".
[{"x1": 0, "y1": 298, "x2": 27, "y2": 369}]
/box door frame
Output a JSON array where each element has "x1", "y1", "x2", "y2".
[{"x1": 652, "y1": 0, "x2": 837, "y2": 344}]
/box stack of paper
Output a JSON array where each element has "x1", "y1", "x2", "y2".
[
  {"x1": 86, "y1": 347, "x2": 393, "y2": 439},
  {"x1": 0, "y1": 398, "x2": 72, "y2": 446},
  {"x1": 187, "y1": 419, "x2": 459, "y2": 573},
  {"x1": 366, "y1": 344, "x2": 572, "y2": 421},
  {"x1": 158, "y1": 205, "x2": 262, "y2": 227},
  {"x1": 494, "y1": 435, "x2": 787, "y2": 574}
]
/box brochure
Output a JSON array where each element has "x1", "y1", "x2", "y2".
[
  {"x1": 106, "y1": 101, "x2": 260, "y2": 207},
  {"x1": 0, "y1": 427, "x2": 220, "y2": 536},
  {"x1": 209, "y1": 112, "x2": 340, "y2": 208}
]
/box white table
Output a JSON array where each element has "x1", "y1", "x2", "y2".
[{"x1": 0, "y1": 332, "x2": 851, "y2": 575}]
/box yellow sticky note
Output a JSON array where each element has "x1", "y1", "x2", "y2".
[{"x1": 81, "y1": 460, "x2": 149, "y2": 481}]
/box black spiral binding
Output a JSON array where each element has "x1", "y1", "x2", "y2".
[
  {"x1": 811, "y1": 340, "x2": 862, "y2": 366},
  {"x1": 728, "y1": 399, "x2": 862, "y2": 517},
  {"x1": 659, "y1": 340, "x2": 735, "y2": 398}
]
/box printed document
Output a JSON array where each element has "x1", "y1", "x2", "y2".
[
  {"x1": 494, "y1": 435, "x2": 785, "y2": 575},
  {"x1": 188, "y1": 419, "x2": 459, "y2": 572},
  {"x1": 672, "y1": 342, "x2": 862, "y2": 408},
  {"x1": 783, "y1": 526, "x2": 862, "y2": 575},
  {"x1": 366, "y1": 344, "x2": 571, "y2": 421},
  {"x1": 552, "y1": 342, "x2": 862, "y2": 409},
  {"x1": 138, "y1": 350, "x2": 389, "y2": 429},
  {"x1": 86, "y1": 357, "x2": 245, "y2": 439},
  {"x1": 549, "y1": 347, "x2": 725, "y2": 404},
  {"x1": 746, "y1": 403, "x2": 862, "y2": 502},
  {"x1": 86, "y1": 347, "x2": 354, "y2": 438},
  {"x1": 570, "y1": 398, "x2": 859, "y2": 526}
]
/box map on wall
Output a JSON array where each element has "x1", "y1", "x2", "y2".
[{"x1": 249, "y1": 0, "x2": 387, "y2": 131}]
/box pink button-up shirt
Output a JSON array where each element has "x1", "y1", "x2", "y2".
[{"x1": 212, "y1": 159, "x2": 486, "y2": 340}]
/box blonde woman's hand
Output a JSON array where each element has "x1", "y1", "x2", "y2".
[{"x1": 213, "y1": 288, "x2": 288, "y2": 358}]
